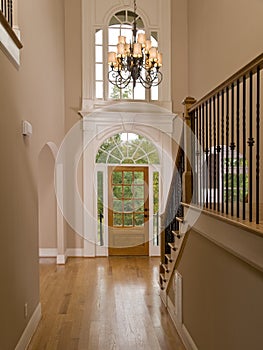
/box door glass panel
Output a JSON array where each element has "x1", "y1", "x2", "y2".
[
  {"x1": 134, "y1": 199, "x2": 144, "y2": 212},
  {"x1": 124, "y1": 213, "x2": 133, "y2": 226},
  {"x1": 113, "y1": 171, "x2": 122, "y2": 184},
  {"x1": 134, "y1": 185, "x2": 144, "y2": 198},
  {"x1": 113, "y1": 213, "x2": 123, "y2": 226},
  {"x1": 134, "y1": 171, "x2": 144, "y2": 184},
  {"x1": 134, "y1": 213, "x2": 144, "y2": 226},
  {"x1": 113, "y1": 185, "x2": 122, "y2": 199},
  {"x1": 123, "y1": 171, "x2": 133, "y2": 184},
  {"x1": 124, "y1": 200, "x2": 133, "y2": 212},
  {"x1": 123, "y1": 186, "x2": 133, "y2": 199},
  {"x1": 113, "y1": 200, "x2": 122, "y2": 212}
]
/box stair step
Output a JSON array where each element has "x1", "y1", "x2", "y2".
[
  {"x1": 168, "y1": 242, "x2": 178, "y2": 251},
  {"x1": 165, "y1": 254, "x2": 173, "y2": 263},
  {"x1": 158, "y1": 281, "x2": 165, "y2": 290},
  {"x1": 161, "y1": 263, "x2": 170, "y2": 273},
  {"x1": 160, "y1": 273, "x2": 167, "y2": 283},
  {"x1": 172, "y1": 230, "x2": 182, "y2": 239},
  {"x1": 176, "y1": 217, "x2": 184, "y2": 223}
]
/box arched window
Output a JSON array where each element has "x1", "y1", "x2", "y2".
[
  {"x1": 96, "y1": 132, "x2": 160, "y2": 164},
  {"x1": 95, "y1": 10, "x2": 159, "y2": 101}
]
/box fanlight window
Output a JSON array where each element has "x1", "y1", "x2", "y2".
[{"x1": 96, "y1": 133, "x2": 160, "y2": 164}]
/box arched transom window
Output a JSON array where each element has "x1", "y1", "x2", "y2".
[
  {"x1": 95, "y1": 10, "x2": 159, "y2": 101},
  {"x1": 96, "y1": 133, "x2": 160, "y2": 164}
]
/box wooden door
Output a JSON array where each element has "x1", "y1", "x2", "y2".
[{"x1": 108, "y1": 166, "x2": 149, "y2": 255}]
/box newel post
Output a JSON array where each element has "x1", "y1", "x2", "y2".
[{"x1": 182, "y1": 97, "x2": 196, "y2": 204}]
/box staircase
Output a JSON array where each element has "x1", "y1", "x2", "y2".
[
  {"x1": 159, "y1": 145, "x2": 186, "y2": 302},
  {"x1": 159, "y1": 217, "x2": 188, "y2": 302}
]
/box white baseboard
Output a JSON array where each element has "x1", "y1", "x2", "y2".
[
  {"x1": 66, "y1": 248, "x2": 84, "y2": 257},
  {"x1": 15, "y1": 303, "x2": 41, "y2": 350},
  {"x1": 166, "y1": 296, "x2": 198, "y2": 350},
  {"x1": 39, "y1": 248, "x2": 58, "y2": 257}
]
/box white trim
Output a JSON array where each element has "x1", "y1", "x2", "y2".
[
  {"x1": 66, "y1": 248, "x2": 84, "y2": 257},
  {"x1": 0, "y1": 22, "x2": 20, "y2": 66},
  {"x1": 182, "y1": 324, "x2": 199, "y2": 350},
  {"x1": 166, "y1": 296, "x2": 198, "y2": 350},
  {"x1": 39, "y1": 248, "x2": 58, "y2": 257},
  {"x1": 56, "y1": 254, "x2": 68, "y2": 265},
  {"x1": 15, "y1": 303, "x2": 41, "y2": 350}
]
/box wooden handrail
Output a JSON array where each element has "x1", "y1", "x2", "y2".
[
  {"x1": 0, "y1": 10, "x2": 22, "y2": 49},
  {"x1": 189, "y1": 53, "x2": 263, "y2": 112}
]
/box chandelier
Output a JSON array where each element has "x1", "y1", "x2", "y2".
[{"x1": 107, "y1": 0, "x2": 163, "y2": 90}]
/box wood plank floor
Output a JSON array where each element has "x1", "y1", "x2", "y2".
[{"x1": 28, "y1": 257, "x2": 185, "y2": 350}]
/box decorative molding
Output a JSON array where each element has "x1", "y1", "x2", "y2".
[
  {"x1": 15, "y1": 303, "x2": 41, "y2": 350},
  {"x1": 39, "y1": 248, "x2": 58, "y2": 257},
  {"x1": 66, "y1": 248, "x2": 84, "y2": 257}
]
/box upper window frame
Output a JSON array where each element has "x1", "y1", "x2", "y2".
[{"x1": 94, "y1": 9, "x2": 159, "y2": 102}]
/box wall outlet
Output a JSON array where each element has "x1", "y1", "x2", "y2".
[{"x1": 24, "y1": 303, "x2": 28, "y2": 318}]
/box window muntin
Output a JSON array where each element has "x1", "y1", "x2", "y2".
[
  {"x1": 95, "y1": 29, "x2": 103, "y2": 98},
  {"x1": 96, "y1": 133, "x2": 160, "y2": 165}
]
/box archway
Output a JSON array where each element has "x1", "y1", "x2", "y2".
[{"x1": 38, "y1": 142, "x2": 66, "y2": 264}]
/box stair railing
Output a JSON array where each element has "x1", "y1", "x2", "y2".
[
  {"x1": 0, "y1": 0, "x2": 13, "y2": 27},
  {"x1": 186, "y1": 53, "x2": 263, "y2": 224}
]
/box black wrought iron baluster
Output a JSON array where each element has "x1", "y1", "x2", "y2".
[
  {"x1": 193, "y1": 110, "x2": 197, "y2": 204},
  {"x1": 209, "y1": 98, "x2": 212, "y2": 208},
  {"x1": 9, "y1": 0, "x2": 13, "y2": 27},
  {"x1": 202, "y1": 104, "x2": 205, "y2": 206},
  {"x1": 230, "y1": 83, "x2": 235, "y2": 216},
  {"x1": 236, "y1": 79, "x2": 240, "y2": 217},
  {"x1": 217, "y1": 93, "x2": 220, "y2": 211},
  {"x1": 199, "y1": 105, "x2": 202, "y2": 205},
  {"x1": 221, "y1": 90, "x2": 225, "y2": 213},
  {"x1": 225, "y1": 87, "x2": 230, "y2": 214},
  {"x1": 196, "y1": 108, "x2": 199, "y2": 204},
  {"x1": 213, "y1": 95, "x2": 216, "y2": 210},
  {"x1": 248, "y1": 71, "x2": 254, "y2": 222},
  {"x1": 205, "y1": 102, "x2": 209, "y2": 208},
  {"x1": 256, "y1": 66, "x2": 260, "y2": 224},
  {"x1": 242, "y1": 76, "x2": 246, "y2": 220}
]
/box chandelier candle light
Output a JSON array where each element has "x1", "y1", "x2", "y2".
[{"x1": 108, "y1": 0, "x2": 163, "y2": 89}]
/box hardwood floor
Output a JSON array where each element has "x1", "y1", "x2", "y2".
[{"x1": 28, "y1": 257, "x2": 185, "y2": 350}]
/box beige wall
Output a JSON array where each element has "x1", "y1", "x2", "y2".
[
  {"x1": 0, "y1": 0, "x2": 65, "y2": 348},
  {"x1": 64, "y1": 0, "x2": 84, "y2": 249},
  {"x1": 188, "y1": 0, "x2": 263, "y2": 100},
  {"x1": 177, "y1": 228, "x2": 263, "y2": 350},
  {"x1": 171, "y1": 0, "x2": 189, "y2": 114}
]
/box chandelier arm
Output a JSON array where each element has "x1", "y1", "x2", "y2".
[
  {"x1": 137, "y1": 66, "x2": 163, "y2": 88},
  {"x1": 108, "y1": 70, "x2": 132, "y2": 89}
]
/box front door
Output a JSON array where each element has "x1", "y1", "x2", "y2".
[{"x1": 108, "y1": 166, "x2": 149, "y2": 255}]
